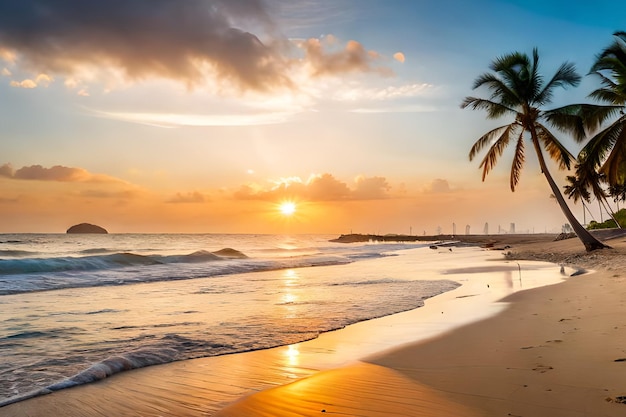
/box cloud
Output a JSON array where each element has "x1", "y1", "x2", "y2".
[
  {"x1": 93, "y1": 109, "x2": 294, "y2": 128},
  {"x1": 9, "y1": 73, "x2": 51, "y2": 88},
  {"x1": 0, "y1": 163, "x2": 13, "y2": 178},
  {"x1": 305, "y1": 174, "x2": 351, "y2": 200},
  {"x1": 352, "y1": 176, "x2": 390, "y2": 199},
  {"x1": 234, "y1": 173, "x2": 391, "y2": 201},
  {"x1": 393, "y1": 52, "x2": 405, "y2": 63},
  {"x1": 10, "y1": 79, "x2": 36, "y2": 88},
  {"x1": 0, "y1": 0, "x2": 289, "y2": 91},
  {"x1": 0, "y1": 1, "x2": 400, "y2": 99},
  {"x1": 166, "y1": 191, "x2": 209, "y2": 204},
  {"x1": 334, "y1": 83, "x2": 434, "y2": 102},
  {"x1": 300, "y1": 36, "x2": 392, "y2": 77},
  {"x1": 78, "y1": 189, "x2": 140, "y2": 199},
  {"x1": 0, "y1": 163, "x2": 126, "y2": 184},
  {"x1": 427, "y1": 178, "x2": 452, "y2": 193}
]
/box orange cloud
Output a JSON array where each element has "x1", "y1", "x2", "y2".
[
  {"x1": 353, "y1": 176, "x2": 391, "y2": 199},
  {"x1": 166, "y1": 191, "x2": 209, "y2": 204},
  {"x1": 0, "y1": 163, "x2": 127, "y2": 184},
  {"x1": 301, "y1": 36, "x2": 393, "y2": 77},
  {"x1": 233, "y1": 173, "x2": 391, "y2": 201},
  {"x1": 393, "y1": 52, "x2": 405, "y2": 63},
  {"x1": 427, "y1": 178, "x2": 452, "y2": 193}
]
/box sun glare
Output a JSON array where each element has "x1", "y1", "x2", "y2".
[{"x1": 279, "y1": 201, "x2": 297, "y2": 216}]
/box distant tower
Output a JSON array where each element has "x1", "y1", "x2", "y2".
[
  {"x1": 465, "y1": 225, "x2": 470, "y2": 235},
  {"x1": 498, "y1": 224, "x2": 501, "y2": 234},
  {"x1": 436, "y1": 226, "x2": 442, "y2": 235},
  {"x1": 483, "y1": 222, "x2": 489, "y2": 235},
  {"x1": 510, "y1": 223, "x2": 515, "y2": 234},
  {"x1": 452, "y1": 222, "x2": 456, "y2": 236}
]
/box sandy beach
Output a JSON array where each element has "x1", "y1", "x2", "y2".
[
  {"x1": 2, "y1": 231, "x2": 626, "y2": 417},
  {"x1": 215, "y1": 231, "x2": 626, "y2": 417}
]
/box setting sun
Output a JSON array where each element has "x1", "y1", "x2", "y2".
[{"x1": 279, "y1": 202, "x2": 297, "y2": 216}]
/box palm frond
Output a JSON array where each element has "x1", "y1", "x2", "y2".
[
  {"x1": 563, "y1": 174, "x2": 591, "y2": 203},
  {"x1": 542, "y1": 104, "x2": 587, "y2": 142},
  {"x1": 476, "y1": 125, "x2": 518, "y2": 181},
  {"x1": 492, "y1": 52, "x2": 533, "y2": 104},
  {"x1": 591, "y1": 31, "x2": 626, "y2": 74},
  {"x1": 588, "y1": 87, "x2": 624, "y2": 104},
  {"x1": 460, "y1": 97, "x2": 516, "y2": 119},
  {"x1": 535, "y1": 62, "x2": 580, "y2": 105},
  {"x1": 579, "y1": 115, "x2": 626, "y2": 174},
  {"x1": 535, "y1": 123, "x2": 574, "y2": 170},
  {"x1": 544, "y1": 104, "x2": 622, "y2": 141},
  {"x1": 470, "y1": 73, "x2": 520, "y2": 107},
  {"x1": 510, "y1": 130, "x2": 525, "y2": 191},
  {"x1": 468, "y1": 124, "x2": 514, "y2": 161},
  {"x1": 599, "y1": 117, "x2": 626, "y2": 184}
]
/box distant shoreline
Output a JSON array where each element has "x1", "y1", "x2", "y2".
[{"x1": 329, "y1": 232, "x2": 565, "y2": 246}]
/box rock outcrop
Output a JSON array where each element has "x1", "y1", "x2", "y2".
[{"x1": 66, "y1": 223, "x2": 108, "y2": 234}]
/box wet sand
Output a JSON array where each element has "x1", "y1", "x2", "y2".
[
  {"x1": 216, "y1": 231, "x2": 626, "y2": 417},
  {"x1": 3, "y1": 232, "x2": 626, "y2": 416}
]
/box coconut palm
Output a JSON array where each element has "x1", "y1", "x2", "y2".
[
  {"x1": 462, "y1": 48, "x2": 609, "y2": 251},
  {"x1": 609, "y1": 183, "x2": 626, "y2": 210},
  {"x1": 570, "y1": 162, "x2": 621, "y2": 227},
  {"x1": 563, "y1": 173, "x2": 592, "y2": 224},
  {"x1": 577, "y1": 31, "x2": 626, "y2": 186}
]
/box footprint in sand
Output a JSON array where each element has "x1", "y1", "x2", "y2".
[{"x1": 532, "y1": 364, "x2": 554, "y2": 373}]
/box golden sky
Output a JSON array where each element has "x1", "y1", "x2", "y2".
[{"x1": 0, "y1": 0, "x2": 623, "y2": 234}]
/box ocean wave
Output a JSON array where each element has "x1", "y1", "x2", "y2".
[
  {"x1": 0, "y1": 250, "x2": 37, "y2": 257},
  {"x1": 0, "y1": 248, "x2": 249, "y2": 276},
  {"x1": 0, "y1": 254, "x2": 354, "y2": 295}
]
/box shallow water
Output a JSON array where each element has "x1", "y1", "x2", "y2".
[
  {"x1": 1, "y1": 233, "x2": 461, "y2": 404},
  {"x1": 0, "y1": 244, "x2": 572, "y2": 417}
]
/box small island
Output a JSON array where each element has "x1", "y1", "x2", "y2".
[{"x1": 66, "y1": 223, "x2": 108, "y2": 234}]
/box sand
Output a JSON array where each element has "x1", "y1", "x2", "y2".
[
  {"x1": 215, "y1": 231, "x2": 626, "y2": 417},
  {"x1": 2, "y1": 231, "x2": 626, "y2": 417}
]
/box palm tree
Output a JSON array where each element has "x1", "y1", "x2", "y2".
[
  {"x1": 577, "y1": 31, "x2": 626, "y2": 186},
  {"x1": 462, "y1": 48, "x2": 609, "y2": 251},
  {"x1": 571, "y1": 162, "x2": 621, "y2": 227},
  {"x1": 609, "y1": 183, "x2": 626, "y2": 210},
  {"x1": 563, "y1": 173, "x2": 591, "y2": 224}
]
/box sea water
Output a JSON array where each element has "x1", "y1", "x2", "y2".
[{"x1": 0, "y1": 233, "x2": 462, "y2": 405}]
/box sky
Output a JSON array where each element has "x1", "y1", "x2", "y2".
[{"x1": 1, "y1": 0, "x2": 625, "y2": 234}]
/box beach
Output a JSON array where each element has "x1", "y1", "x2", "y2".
[
  {"x1": 2, "y1": 232, "x2": 626, "y2": 416},
  {"x1": 215, "y1": 232, "x2": 626, "y2": 417}
]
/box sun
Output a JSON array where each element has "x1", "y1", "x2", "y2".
[{"x1": 279, "y1": 201, "x2": 297, "y2": 216}]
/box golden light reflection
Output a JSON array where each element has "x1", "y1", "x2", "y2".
[
  {"x1": 284, "y1": 344, "x2": 300, "y2": 367},
  {"x1": 282, "y1": 292, "x2": 298, "y2": 304},
  {"x1": 283, "y1": 269, "x2": 298, "y2": 286}
]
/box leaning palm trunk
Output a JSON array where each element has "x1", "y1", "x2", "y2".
[
  {"x1": 530, "y1": 131, "x2": 609, "y2": 250},
  {"x1": 599, "y1": 195, "x2": 622, "y2": 228},
  {"x1": 463, "y1": 48, "x2": 610, "y2": 251}
]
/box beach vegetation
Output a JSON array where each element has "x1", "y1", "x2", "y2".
[
  {"x1": 564, "y1": 163, "x2": 622, "y2": 227},
  {"x1": 462, "y1": 49, "x2": 609, "y2": 251},
  {"x1": 575, "y1": 31, "x2": 626, "y2": 188},
  {"x1": 587, "y1": 208, "x2": 626, "y2": 229}
]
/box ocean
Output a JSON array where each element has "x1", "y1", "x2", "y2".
[{"x1": 0, "y1": 233, "x2": 465, "y2": 406}]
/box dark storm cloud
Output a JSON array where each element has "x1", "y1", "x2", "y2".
[{"x1": 0, "y1": 0, "x2": 291, "y2": 90}]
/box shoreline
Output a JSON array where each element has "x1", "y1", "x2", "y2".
[
  {"x1": 2, "y1": 233, "x2": 625, "y2": 416},
  {"x1": 215, "y1": 231, "x2": 626, "y2": 416}
]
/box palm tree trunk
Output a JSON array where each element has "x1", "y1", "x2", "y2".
[
  {"x1": 530, "y1": 134, "x2": 609, "y2": 251},
  {"x1": 599, "y1": 195, "x2": 623, "y2": 228},
  {"x1": 582, "y1": 201, "x2": 586, "y2": 225}
]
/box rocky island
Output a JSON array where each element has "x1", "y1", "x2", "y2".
[{"x1": 66, "y1": 223, "x2": 108, "y2": 234}]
